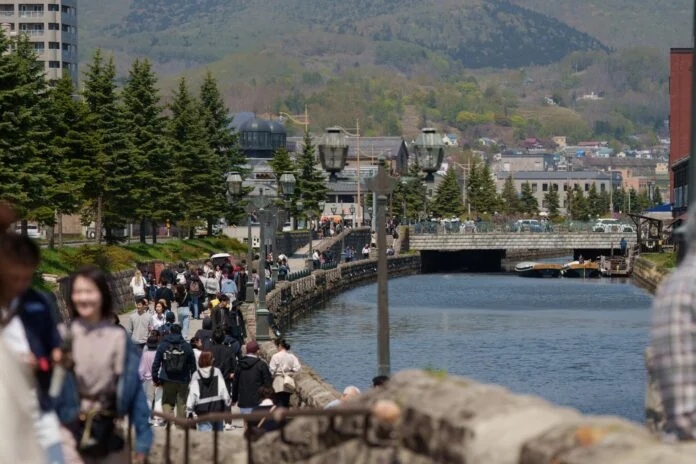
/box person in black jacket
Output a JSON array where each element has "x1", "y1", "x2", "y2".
[
  {"x1": 209, "y1": 329, "x2": 237, "y2": 393},
  {"x1": 193, "y1": 317, "x2": 214, "y2": 350},
  {"x1": 232, "y1": 341, "x2": 272, "y2": 413},
  {"x1": 152, "y1": 324, "x2": 196, "y2": 418}
]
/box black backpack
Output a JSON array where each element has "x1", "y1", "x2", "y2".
[{"x1": 163, "y1": 343, "x2": 186, "y2": 375}]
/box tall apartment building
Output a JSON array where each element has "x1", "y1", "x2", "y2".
[
  {"x1": 669, "y1": 48, "x2": 691, "y2": 217},
  {"x1": 0, "y1": 0, "x2": 77, "y2": 83}
]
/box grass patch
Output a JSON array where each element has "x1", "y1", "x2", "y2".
[
  {"x1": 642, "y1": 252, "x2": 677, "y2": 270},
  {"x1": 39, "y1": 237, "x2": 247, "y2": 277}
]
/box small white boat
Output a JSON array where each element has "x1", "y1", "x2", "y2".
[{"x1": 515, "y1": 262, "x2": 563, "y2": 278}]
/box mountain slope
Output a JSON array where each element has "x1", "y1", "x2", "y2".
[
  {"x1": 79, "y1": 0, "x2": 607, "y2": 71},
  {"x1": 513, "y1": 0, "x2": 691, "y2": 50}
]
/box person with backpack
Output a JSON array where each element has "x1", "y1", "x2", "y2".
[
  {"x1": 186, "y1": 352, "x2": 231, "y2": 432},
  {"x1": 188, "y1": 271, "x2": 205, "y2": 320},
  {"x1": 209, "y1": 328, "x2": 238, "y2": 394},
  {"x1": 175, "y1": 264, "x2": 188, "y2": 286},
  {"x1": 151, "y1": 324, "x2": 196, "y2": 419}
]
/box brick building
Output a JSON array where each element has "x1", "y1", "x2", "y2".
[{"x1": 669, "y1": 48, "x2": 692, "y2": 217}]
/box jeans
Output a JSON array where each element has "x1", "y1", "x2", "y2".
[
  {"x1": 189, "y1": 294, "x2": 200, "y2": 319},
  {"x1": 197, "y1": 421, "x2": 223, "y2": 432},
  {"x1": 239, "y1": 407, "x2": 253, "y2": 414},
  {"x1": 178, "y1": 308, "x2": 190, "y2": 339}
]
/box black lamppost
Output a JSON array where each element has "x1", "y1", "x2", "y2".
[
  {"x1": 318, "y1": 127, "x2": 350, "y2": 182},
  {"x1": 365, "y1": 159, "x2": 397, "y2": 376},
  {"x1": 349, "y1": 204, "x2": 356, "y2": 226},
  {"x1": 412, "y1": 128, "x2": 445, "y2": 182},
  {"x1": 244, "y1": 173, "x2": 296, "y2": 341}
]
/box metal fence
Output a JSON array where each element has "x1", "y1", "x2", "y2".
[
  {"x1": 131, "y1": 407, "x2": 379, "y2": 464},
  {"x1": 410, "y1": 220, "x2": 630, "y2": 235}
]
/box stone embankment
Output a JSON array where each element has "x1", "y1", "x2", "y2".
[
  {"x1": 632, "y1": 256, "x2": 671, "y2": 294},
  {"x1": 250, "y1": 370, "x2": 696, "y2": 464}
]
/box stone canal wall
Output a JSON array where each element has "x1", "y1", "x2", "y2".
[
  {"x1": 250, "y1": 370, "x2": 696, "y2": 464},
  {"x1": 632, "y1": 256, "x2": 671, "y2": 294}
]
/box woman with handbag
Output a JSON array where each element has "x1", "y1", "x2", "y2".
[
  {"x1": 55, "y1": 266, "x2": 153, "y2": 464},
  {"x1": 268, "y1": 339, "x2": 301, "y2": 408}
]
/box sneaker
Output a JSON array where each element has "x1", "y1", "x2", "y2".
[{"x1": 224, "y1": 423, "x2": 234, "y2": 431}]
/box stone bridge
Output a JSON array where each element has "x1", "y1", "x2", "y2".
[{"x1": 409, "y1": 231, "x2": 637, "y2": 272}]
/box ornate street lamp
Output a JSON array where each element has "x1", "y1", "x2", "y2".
[
  {"x1": 318, "y1": 127, "x2": 350, "y2": 182},
  {"x1": 349, "y1": 204, "x2": 356, "y2": 226},
  {"x1": 413, "y1": 128, "x2": 445, "y2": 182},
  {"x1": 278, "y1": 172, "x2": 296, "y2": 198},
  {"x1": 226, "y1": 172, "x2": 243, "y2": 196},
  {"x1": 330, "y1": 205, "x2": 337, "y2": 215}
]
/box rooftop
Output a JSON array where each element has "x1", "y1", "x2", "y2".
[{"x1": 495, "y1": 171, "x2": 613, "y2": 180}]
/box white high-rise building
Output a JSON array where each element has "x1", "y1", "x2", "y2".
[{"x1": 0, "y1": 0, "x2": 77, "y2": 83}]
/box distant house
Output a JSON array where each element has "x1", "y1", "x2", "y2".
[
  {"x1": 442, "y1": 134, "x2": 459, "y2": 147},
  {"x1": 578, "y1": 141, "x2": 603, "y2": 149},
  {"x1": 522, "y1": 137, "x2": 543, "y2": 150},
  {"x1": 551, "y1": 136, "x2": 567, "y2": 150},
  {"x1": 578, "y1": 92, "x2": 603, "y2": 101}
]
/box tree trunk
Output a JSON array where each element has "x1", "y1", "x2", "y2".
[
  {"x1": 95, "y1": 195, "x2": 103, "y2": 245},
  {"x1": 57, "y1": 213, "x2": 63, "y2": 248},
  {"x1": 140, "y1": 218, "x2": 147, "y2": 244},
  {"x1": 47, "y1": 224, "x2": 55, "y2": 249},
  {"x1": 151, "y1": 221, "x2": 157, "y2": 244},
  {"x1": 207, "y1": 217, "x2": 213, "y2": 236},
  {"x1": 20, "y1": 219, "x2": 27, "y2": 236}
]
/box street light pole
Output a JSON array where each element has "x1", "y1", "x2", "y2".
[{"x1": 365, "y1": 159, "x2": 396, "y2": 377}]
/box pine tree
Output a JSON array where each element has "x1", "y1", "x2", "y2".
[
  {"x1": 570, "y1": 185, "x2": 590, "y2": 220},
  {"x1": 543, "y1": 185, "x2": 560, "y2": 218},
  {"x1": 587, "y1": 183, "x2": 602, "y2": 218},
  {"x1": 431, "y1": 167, "x2": 463, "y2": 218},
  {"x1": 82, "y1": 50, "x2": 136, "y2": 244},
  {"x1": 478, "y1": 163, "x2": 499, "y2": 214},
  {"x1": 44, "y1": 75, "x2": 91, "y2": 247},
  {"x1": 295, "y1": 130, "x2": 328, "y2": 215},
  {"x1": 168, "y1": 77, "x2": 216, "y2": 238},
  {"x1": 393, "y1": 160, "x2": 426, "y2": 222},
  {"x1": 653, "y1": 186, "x2": 663, "y2": 205},
  {"x1": 122, "y1": 58, "x2": 173, "y2": 243},
  {"x1": 519, "y1": 182, "x2": 539, "y2": 214},
  {"x1": 465, "y1": 160, "x2": 481, "y2": 215},
  {"x1": 501, "y1": 175, "x2": 520, "y2": 215},
  {"x1": 0, "y1": 33, "x2": 51, "y2": 226},
  {"x1": 270, "y1": 147, "x2": 295, "y2": 181},
  {"x1": 199, "y1": 71, "x2": 246, "y2": 230}
]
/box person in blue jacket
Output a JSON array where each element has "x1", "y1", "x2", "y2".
[
  {"x1": 151, "y1": 323, "x2": 196, "y2": 419},
  {"x1": 54, "y1": 266, "x2": 152, "y2": 463}
]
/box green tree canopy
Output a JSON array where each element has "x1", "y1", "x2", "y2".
[
  {"x1": 543, "y1": 184, "x2": 560, "y2": 218},
  {"x1": 295, "y1": 130, "x2": 328, "y2": 214},
  {"x1": 431, "y1": 167, "x2": 463, "y2": 217},
  {"x1": 519, "y1": 182, "x2": 539, "y2": 215},
  {"x1": 500, "y1": 175, "x2": 520, "y2": 215}
]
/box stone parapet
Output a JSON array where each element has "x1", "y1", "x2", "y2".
[
  {"x1": 250, "y1": 370, "x2": 696, "y2": 464},
  {"x1": 411, "y1": 232, "x2": 635, "y2": 251}
]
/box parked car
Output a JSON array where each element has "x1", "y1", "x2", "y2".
[
  {"x1": 592, "y1": 218, "x2": 633, "y2": 233},
  {"x1": 511, "y1": 219, "x2": 543, "y2": 232},
  {"x1": 15, "y1": 224, "x2": 43, "y2": 239}
]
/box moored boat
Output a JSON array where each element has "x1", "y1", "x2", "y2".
[
  {"x1": 514, "y1": 262, "x2": 563, "y2": 278},
  {"x1": 562, "y1": 261, "x2": 601, "y2": 278}
]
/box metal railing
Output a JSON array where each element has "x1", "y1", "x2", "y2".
[
  {"x1": 133, "y1": 407, "x2": 381, "y2": 464},
  {"x1": 410, "y1": 221, "x2": 634, "y2": 235}
]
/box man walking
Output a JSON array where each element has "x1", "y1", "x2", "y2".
[
  {"x1": 232, "y1": 341, "x2": 272, "y2": 413},
  {"x1": 152, "y1": 324, "x2": 196, "y2": 418},
  {"x1": 127, "y1": 298, "x2": 151, "y2": 350}
]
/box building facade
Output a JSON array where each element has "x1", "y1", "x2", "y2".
[
  {"x1": 0, "y1": 0, "x2": 78, "y2": 83},
  {"x1": 669, "y1": 48, "x2": 691, "y2": 214},
  {"x1": 495, "y1": 171, "x2": 620, "y2": 215}
]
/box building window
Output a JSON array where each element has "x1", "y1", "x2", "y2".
[
  {"x1": 48, "y1": 4, "x2": 59, "y2": 11},
  {"x1": 531, "y1": 183, "x2": 538, "y2": 193},
  {"x1": 563, "y1": 183, "x2": 568, "y2": 192},
  {"x1": 542, "y1": 183, "x2": 548, "y2": 192},
  {"x1": 48, "y1": 61, "x2": 60, "y2": 68},
  {"x1": 600, "y1": 183, "x2": 606, "y2": 192},
  {"x1": 49, "y1": 42, "x2": 59, "y2": 49},
  {"x1": 48, "y1": 23, "x2": 59, "y2": 30},
  {"x1": 584, "y1": 183, "x2": 590, "y2": 191},
  {"x1": 553, "y1": 183, "x2": 559, "y2": 191}
]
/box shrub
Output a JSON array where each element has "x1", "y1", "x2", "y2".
[{"x1": 64, "y1": 245, "x2": 136, "y2": 273}]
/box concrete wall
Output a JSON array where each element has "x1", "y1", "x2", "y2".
[
  {"x1": 275, "y1": 230, "x2": 311, "y2": 257},
  {"x1": 250, "y1": 370, "x2": 696, "y2": 464},
  {"x1": 632, "y1": 256, "x2": 671, "y2": 294},
  {"x1": 410, "y1": 232, "x2": 636, "y2": 251}
]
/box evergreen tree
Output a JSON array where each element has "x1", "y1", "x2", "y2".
[
  {"x1": 500, "y1": 175, "x2": 520, "y2": 215},
  {"x1": 543, "y1": 185, "x2": 560, "y2": 218},
  {"x1": 653, "y1": 186, "x2": 663, "y2": 205},
  {"x1": 431, "y1": 167, "x2": 463, "y2": 217},
  {"x1": 199, "y1": 71, "x2": 246, "y2": 230},
  {"x1": 122, "y1": 58, "x2": 173, "y2": 243},
  {"x1": 519, "y1": 182, "x2": 539, "y2": 214},
  {"x1": 168, "y1": 77, "x2": 216, "y2": 238},
  {"x1": 570, "y1": 185, "x2": 590, "y2": 220},
  {"x1": 627, "y1": 187, "x2": 638, "y2": 214},
  {"x1": 392, "y1": 160, "x2": 426, "y2": 222},
  {"x1": 269, "y1": 147, "x2": 295, "y2": 181},
  {"x1": 82, "y1": 50, "x2": 136, "y2": 244},
  {"x1": 44, "y1": 75, "x2": 91, "y2": 247},
  {"x1": 295, "y1": 130, "x2": 328, "y2": 215},
  {"x1": 637, "y1": 189, "x2": 651, "y2": 212},
  {"x1": 465, "y1": 160, "x2": 481, "y2": 215},
  {"x1": 599, "y1": 189, "x2": 611, "y2": 216},
  {"x1": 613, "y1": 187, "x2": 625, "y2": 214},
  {"x1": 587, "y1": 183, "x2": 602, "y2": 218},
  {"x1": 0, "y1": 33, "x2": 51, "y2": 226},
  {"x1": 477, "y1": 162, "x2": 499, "y2": 213}
]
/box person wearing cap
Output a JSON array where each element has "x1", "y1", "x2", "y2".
[{"x1": 232, "y1": 340, "x2": 272, "y2": 414}]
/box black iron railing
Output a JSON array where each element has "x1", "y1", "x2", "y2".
[{"x1": 130, "y1": 407, "x2": 378, "y2": 464}]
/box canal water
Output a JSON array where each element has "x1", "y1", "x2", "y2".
[{"x1": 286, "y1": 273, "x2": 653, "y2": 422}]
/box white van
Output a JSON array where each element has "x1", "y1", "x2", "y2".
[{"x1": 15, "y1": 224, "x2": 42, "y2": 239}]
